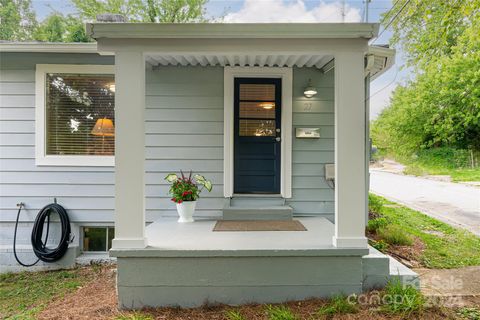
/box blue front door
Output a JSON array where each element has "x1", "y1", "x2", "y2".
[{"x1": 234, "y1": 78, "x2": 281, "y2": 194}]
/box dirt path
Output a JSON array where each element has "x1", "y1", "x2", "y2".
[{"x1": 415, "y1": 266, "x2": 480, "y2": 307}]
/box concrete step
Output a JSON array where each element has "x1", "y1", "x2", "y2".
[
  {"x1": 230, "y1": 197, "x2": 285, "y2": 207},
  {"x1": 362, "y1": 247, "x2": 391, "y2": 290},
  {"x1": 362, "y1": 247, "x2": 420, "y2": 290},
  {"x1": 389, "y1": 256, "x2": 420, "y2": 289},
  {"x1": 223, "y1": 205, "x2": 293, "y2": 221}
]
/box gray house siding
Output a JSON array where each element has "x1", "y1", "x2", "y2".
[
  {"x1": 0, "y1": 53, "x2": 115, "y2": 257},
  {"x1": 0, "y1": 53, "x2": 334, "y2": 262},
  {"x1": 288, "y1": 67, "x2": 335, "y2": 220},
  {"x1": 145, "y1": 66, "x2": 226, "y2": 219}
]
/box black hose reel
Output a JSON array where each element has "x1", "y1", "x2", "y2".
[{"x1": 13, "y1": 200, "x2": 73, "y2": 267}]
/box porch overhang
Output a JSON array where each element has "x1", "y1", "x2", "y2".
[
  {"x1": 90, "y1": 22, "x2": 386, "y2": 251},
  {"x1": 87, "y1": 22, "x2": 379, "y2": 40}
]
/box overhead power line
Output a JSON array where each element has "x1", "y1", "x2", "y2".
[
  {"x1": 369, "y1": 68, "x2": 399, "y2": 99},
  {"x1": 372, "y1": 0, "x2": 412, "y2": 44}
]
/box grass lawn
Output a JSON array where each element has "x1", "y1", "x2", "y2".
[
  {"x1": 403, "y1": 163, "x2": 480, "y2": 182},
  {"x1": 368, "y1": 194, "x2": 480, "y2": 269},
  {"x1": 0, "y1": 267, "x2": 94, "y2": 319},
  {"x1": 376, "y1": 147, "x2": 480, "y2": 182}
]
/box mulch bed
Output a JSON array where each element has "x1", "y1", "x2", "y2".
[
  {"x1": 37, "y1": 265, "x2": 119, "y2": 320},
  {"x1": 35, "y1": 265, "x2": 459, "y2": 320},
  {"x1": 367, "y1": 211, "x2": 425, "y2": 268},
  {"x1": 367, "y1": 230, "x2": 425, "y2": 268}
]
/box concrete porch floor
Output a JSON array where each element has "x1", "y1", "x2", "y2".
[{"x1": 145, "y1": 217, "x2": 361, "y2": 252}]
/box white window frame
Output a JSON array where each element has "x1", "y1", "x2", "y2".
[
  {"x1": 35, "y1": 64, "x2": 115, "y2": 166},
  {"x1": 223, "y1": 66, "x2": 293, "y2": 198}
]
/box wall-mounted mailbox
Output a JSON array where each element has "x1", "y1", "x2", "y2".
[{"x1": 295, "y1": 128, "x2": 320, "y2": 139}]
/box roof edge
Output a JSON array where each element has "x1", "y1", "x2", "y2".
[
  {"x1": 87, "y1": 23, "x2": 379, "y2": 40},
  {"x1": 0, "y1": 42, "x2": 98, "y2": 53}
]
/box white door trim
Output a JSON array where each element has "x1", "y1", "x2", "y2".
[{"x1": 223, "y1": 66, "x2": 293, "y2": 198}]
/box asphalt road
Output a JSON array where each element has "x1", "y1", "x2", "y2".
[{"x1": 370, "y1": 170, "x2": 480, "y2": 236}]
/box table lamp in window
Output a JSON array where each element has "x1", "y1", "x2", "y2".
[{"x1": 91, "y1": 117, "x2": 115, "y2": 154}]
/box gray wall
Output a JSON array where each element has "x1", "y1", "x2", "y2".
[
  {"x1": 145, "y1": 66, "x2": 226, "y2": 218},
  {"x1": 288, "y1": 67, "x2": 334, "y2": 219},
  {"x1": 0, "y1": 53, "x2": 335, "y2": 255}
]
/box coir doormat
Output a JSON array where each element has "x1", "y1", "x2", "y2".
[{"x1": 213, "y1": 220, "x2": 307, "y2": 232}]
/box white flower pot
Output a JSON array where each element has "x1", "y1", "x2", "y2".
[{"x1": 176, "y1": 201, "x2": 196, "y2": 223}]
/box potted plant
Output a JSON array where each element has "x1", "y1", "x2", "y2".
[{"x1": 165, "y1": 171, "x2": 212, "y2": 223}]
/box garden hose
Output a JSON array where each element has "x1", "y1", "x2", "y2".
[{"x1": 13, "y1": 202, "x2": 72, "y2": 267}]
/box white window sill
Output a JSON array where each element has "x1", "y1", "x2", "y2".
[{"x1": 35, "y1": 155, "x2": 115, "y2": 167}]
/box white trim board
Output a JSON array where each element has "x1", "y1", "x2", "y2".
[
  {"x1": 35, "y1": 64, "x2": 115, "y2": 166},
  {"x1": 223, "y1": 67, "x2": 293, "y2": 198}
]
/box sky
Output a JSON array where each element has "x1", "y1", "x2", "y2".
[{"x1": 31, "y1": 0, "x2": 408, "y2": 119}]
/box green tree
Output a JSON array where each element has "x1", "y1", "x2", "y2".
[
  {"x1": 34, "y1": 13, "x2": 91, "y2": 42},
  {"x1": 373, "y1": 0, "x2": 480, "y2": 164},
  {"x1": 34, "y1": 14, "x2": 64, "y2": 42},
  {"x1": 71, "y1": 0, "x2": 207, "y2": 23},
  {"x1": 0, "y1": 0, "x2": 36, "y2": 40},
  {"x1": 382, "y1": 0, "x2": 480, "y2": 69}
]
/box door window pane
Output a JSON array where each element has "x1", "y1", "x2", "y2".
[
  {"x1": 239, "y1": 119, "x2": 275, "y2": 137},
  {"x1": 239, "y1": 83, "x2": 275, "y2": 101},
  {"x1": 238, "y1": 82, "x2": 277, "y2": 137},
  {"x1": 239, "y1": 102, "x2": 276, "y2": 119}
]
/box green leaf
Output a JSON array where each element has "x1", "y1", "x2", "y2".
[
  {"x1": 164, "y1": 173, "x2": 178, "y2": 182},
  {"x1": 203, "y1": 180, "x2": 212, "y2": 192},
  {"x1": 194, "y1": 174, "x2": 212, "y2": 192},
  {"x1": 194, "y1": 174, "x2": 206, "y2": 183}
]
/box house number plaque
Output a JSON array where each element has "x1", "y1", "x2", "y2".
[{"x1": 296, "y1": 128, "x2": 320, "y2": 139}]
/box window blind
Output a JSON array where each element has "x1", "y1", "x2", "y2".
[{"x1": 46, "y1": 73, "x2": 115, "y2": 156}]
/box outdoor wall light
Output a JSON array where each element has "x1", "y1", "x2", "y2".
[{"x1": 303, "y1": 79, "x2": 317, "y2": 98}]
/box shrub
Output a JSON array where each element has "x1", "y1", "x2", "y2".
[
  {"x1": 369, "y1": 239, "x2": 389, "y2": 252},
  {"x1": 381, "y1": 279, "x2": 425, "y2": 315},
  {"x1": 367, "y1": 217, "x2": 389, "y2": 233},
  {"x1": 368, "y1": 194, "x2": 384, "y2": 214},
  {"x1": 265, "y1": 305, "x2": 297, "y2": 320},
  {"x1": 415, "y1": 147, "x2": 473, "y2": 169},
  {"x1": 317, "y1": 294, "x2": 358, "y2": 316},
  {"x1": 377, "y1": 225, "x2": 413, "y2": 246}
]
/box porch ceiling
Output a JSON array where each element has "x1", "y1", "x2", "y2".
[{"x1": 145, "y1": 53, "x2": 334, "y2": 69}]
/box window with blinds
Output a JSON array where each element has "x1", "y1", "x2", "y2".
[
  {"x1": 238, "y1": 83, "x2": 276, "y2": 137},
  {"x1": 45, "y1": 73, "x2": 115, "y2": 156}
]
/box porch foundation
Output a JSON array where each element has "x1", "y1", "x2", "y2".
[
  {"x1": 111, "y1": 217, "x2": 370, "y2": 308},
  {"x1": 115, "y1": 254, "x2": 365, "y2": 308}
]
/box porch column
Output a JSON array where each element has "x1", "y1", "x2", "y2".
[
  {"x1": 112, "y1": 51, "x2": 146, "y2": 249},
  {"x1": 332, "y1": 51, "x2": 368, "y2": 248}
]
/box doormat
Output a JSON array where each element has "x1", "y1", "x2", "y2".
[{"x1": 213, "y1": 220, "x2": 307, "y2": 232}]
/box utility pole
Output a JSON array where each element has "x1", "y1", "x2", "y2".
[{"x1": 365, "y1": 0, "x2": 372, "y2": 22}]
